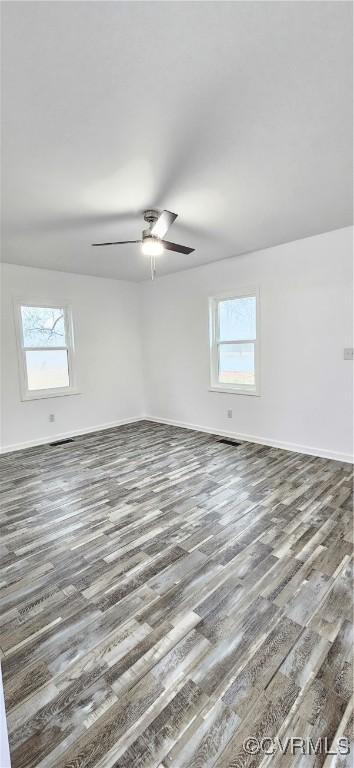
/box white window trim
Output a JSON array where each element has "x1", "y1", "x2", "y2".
[
  {"x1": 14, "y1": 299, "x2": 79, "y2": 401},
  {"x1": 208, "y1": 288, "x2": 260, "y2": 396}
]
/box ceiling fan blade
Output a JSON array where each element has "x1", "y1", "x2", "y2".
[
  {"x1": 150, "y1": 210, "x2": 177, "y2": 239},
  {"x1": 91, "y1": 240, "x2": 142, "y2": 247},
  {"x1": 160, "y1": 240, "x2": 194, "y2": 255}
]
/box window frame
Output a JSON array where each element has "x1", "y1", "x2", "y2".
[
  {"x1": 208, "y1": 288, "x2": 260, "y2": 396},
  {"x1": 14, "y1": 299, "x2": 79, "y2": 401}
]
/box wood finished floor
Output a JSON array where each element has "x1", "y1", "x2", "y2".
[{"x1": 0, "y1": 421, "x2": 353, "y2": 768}]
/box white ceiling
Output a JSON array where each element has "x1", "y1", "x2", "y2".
[{"x1": 2, "y1": 1, "x2": 353, "y2": 282}]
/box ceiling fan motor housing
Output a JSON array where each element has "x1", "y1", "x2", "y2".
[{"x1": 143, "y1": 210, "x2": 159, "y2": 239}]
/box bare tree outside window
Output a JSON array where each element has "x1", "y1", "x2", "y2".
[
  {"x1": 21, "y1": 306, "x2": 66, "y2": 347},
  {"x1": 17, "y1": 305, "x2": 75, "y2": 396}
]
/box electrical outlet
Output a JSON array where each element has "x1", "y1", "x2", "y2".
[
  {"x1": 344, "y1": 348, "x2": 354, "y2": 360},
  {"x1": 227, "y1": 409, "x2": 233, "y2": 419},
  {"x1": 49, "y1": 414, "x2": 55, "y2": 423}
]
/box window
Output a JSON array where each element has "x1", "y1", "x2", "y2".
[
  {"x1": 209, "y1": 290, "x2": 259, "y2": 395},
  {"x1": 15, "y1": 303, "x2": 77, "y2": 400}
]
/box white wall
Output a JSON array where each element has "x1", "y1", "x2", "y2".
[
  {"x1": 141, "y1": 227, "x2": 353, "y2": 462},
  {"x1": 1, "y1": 263, "x2": 144, "y2": 451}
]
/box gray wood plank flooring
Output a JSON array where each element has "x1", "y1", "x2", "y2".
[{"x1": 0, "y1": 421, "x2": 353, "y2": 768}]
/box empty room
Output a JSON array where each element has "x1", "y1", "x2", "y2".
[{"x1": 0, "y1": 2, "x2": 353, "y2": 767}]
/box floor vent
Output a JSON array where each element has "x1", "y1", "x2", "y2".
[
  {"x1": 49, "y1": 438, "x2": 74, "y2": 447},
  {"x1": 217, "y1": 438, "x2": 242, "y2": 447}
]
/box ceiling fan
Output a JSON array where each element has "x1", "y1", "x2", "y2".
[{"x1": 92, "y1": 209, "x2": 195, "y2": 271}]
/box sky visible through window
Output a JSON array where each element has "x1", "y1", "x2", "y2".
[
  {"x1": 218, "y1": 296, "x2": 256, "y2": 341},
  {"x1": 218, "y1": 297, "x2": 256, "y2": 385},
  {"x1": 20, "y1": 306, "x2": 69, "y2": 390},
  {"x1": 21, "y1": 306, "x2": 66, "y2": 347}
]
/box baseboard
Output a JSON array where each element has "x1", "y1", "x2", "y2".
[
  {"x1": 0, "y1": 416, "x2": 144, "y2": 454},
  {"x1": 144, "y1": 415, "x2": 354, "y2": 464},
  {"x1": 2, "y1": 414, "x2": 352, "y2": 464}
]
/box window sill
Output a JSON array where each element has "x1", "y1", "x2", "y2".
[
  {"x1": 21, "y1": 388, "x2": 81, "y2": 402},
  {"x1": 208, "y1": 385, "x2": 260, "y2": 397}
]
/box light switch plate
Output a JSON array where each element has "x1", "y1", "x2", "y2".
[{"x1": 343, "y1": 348, "x2": 354, "y2": 360}]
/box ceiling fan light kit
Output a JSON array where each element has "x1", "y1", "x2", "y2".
[
  {"x1": 141, "y1": 236, "x2": 164, "y2": 257},
  {"x1": 91, "y1": 209, "x2": 194, "y2": 279}
]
